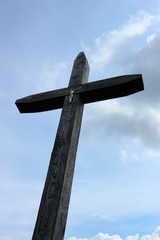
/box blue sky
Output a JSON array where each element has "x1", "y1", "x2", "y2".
[{"x1": 1, "y1": 0, "x2": 160, "y2": 240}]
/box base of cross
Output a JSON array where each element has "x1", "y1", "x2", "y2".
[{"x1": 15, "y1": 52, "x2": 144, "y2": 240}]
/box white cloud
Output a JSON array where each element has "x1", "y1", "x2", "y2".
[
  {"x1": 89, "y1": 11, "x2": 154, "y2": 70},
  {"x1": 16, "y1": 60, "x2": 69, "y2": 96},
  {"x1": 141, "y1": 226, "x2": 160, "y2": 240},
  {"x1": 126, "y1": 235, "x2": 139, "y2": 240},
  {"x1": 0, "y1": 237, "x2": 11, "y2": 240},
  {"x1": 67, "y1": 227, "x2": 160, "y2": 240},
  {"x1": 68, "y1": 233, "x2": 122, "y2": 240},
  {"x1": 83, "y1": 101, "x2": 160, "y2": 149},
  {"x1": 120, "y1": 149, "x2": 128, "y2": 165},
  {"x1": 82, "y1": 23, "x2": 160, "y2": 151},
  {"x1": 130, "y1": 31, "x2": 160, "y2": 106},
  {"x1": 147, "y1": 34, "x2": 156, "y2": 44},
  {"x1": 144, "y1": 149, "x2": 160, "y2": 161},
  {"x1": 119, "y1": 148, "x2": 160, "y2": 165},
  {"x1": 38, "y1": 61, "x2": 68, "y2": 91},
  {"x1": 0, "y1": 91, "x2": 4, "y2": 98},
  {"x1": 81, "y1": 40, "x2": 91, "y2": 53}
]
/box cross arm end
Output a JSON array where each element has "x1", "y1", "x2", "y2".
[
  {"x1": 79, "y1": 74, "x2": 144, "y2": 104},
  {"x1": 15, "y1": 88, "x2": 68, "y2": 113}
]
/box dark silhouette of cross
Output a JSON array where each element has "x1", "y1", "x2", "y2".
[{"x1": 16, "y1": 52, "x2": 144, "y2": 240}]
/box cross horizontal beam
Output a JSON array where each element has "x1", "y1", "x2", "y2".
[{"x1": 16, "y1": 74, "x2": 143, "y2": 113}]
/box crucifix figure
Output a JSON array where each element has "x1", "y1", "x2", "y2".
[{"x1": 16, "y1": 52, "x2": 144, "y2": 240}]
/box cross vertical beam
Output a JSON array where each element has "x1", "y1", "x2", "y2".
[{"x1": 32, "y1": 53, "x2": 89, "y2": 240}]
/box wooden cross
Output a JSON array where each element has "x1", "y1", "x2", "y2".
[{"x1": 15, "y1": 52, "x2": 144, "y2": 240}]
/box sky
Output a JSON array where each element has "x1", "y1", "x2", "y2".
[{"x1": 0, "y1": 0, "x2": 160, "y2": 239}]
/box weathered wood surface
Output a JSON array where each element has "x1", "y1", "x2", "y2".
[
  {"x1": 80, "y1": 74, "x2": 143, "y2": 104},
  {"x1": 32, "y1": 52, "x2": 89, "y2": 240},
  {"x1": 16, "y1": 74, "x2": 143, "y2": 113}
]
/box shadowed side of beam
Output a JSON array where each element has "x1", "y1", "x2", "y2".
[
  {"x1": 15, "y1": 87, "x2": 68, "y2": 113},
  {"x1": 80, "y1": 74, "x2": 144, "y2": 104}
]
